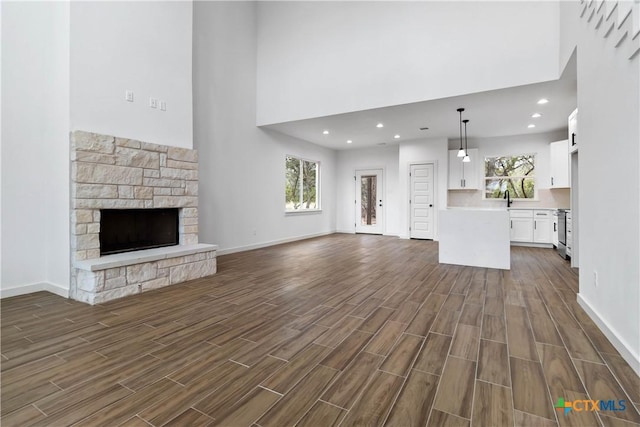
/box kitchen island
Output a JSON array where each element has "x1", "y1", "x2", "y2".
[{"x1": 439, "y1": 208, "x2": 510, "y2": 270}]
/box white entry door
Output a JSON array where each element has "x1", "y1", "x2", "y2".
[
  {"x1": 355, "y1": 169, "x2": 383, "y2": 234},
  {"x1": 410, "y1": 163, "x2": 435, "y2": 239}
]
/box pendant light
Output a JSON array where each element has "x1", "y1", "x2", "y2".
[
  {"x1": 456, "y1": 108, "x2": 465, "y2": 157},
  {"x1": 462, "y1": 119, "x2": 471, "y2": 163}
]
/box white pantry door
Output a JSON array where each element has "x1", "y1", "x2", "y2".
[
  {"x1": 410, "y1": 163, "x2": 435, "y2": 239},
  {"x1": 355, "y1": 169, "x2": 383, "y2": 235}
]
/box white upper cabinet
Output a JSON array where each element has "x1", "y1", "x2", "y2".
[
  {"x1": 568, "y1": 108, "x2": 578, "y2": 153},
  {"x1": 549, "y1": 139, "x2": 570, "y2": 188},
  {"x1": 448, "y1": 149, "x2": 479, "y2": 190}
]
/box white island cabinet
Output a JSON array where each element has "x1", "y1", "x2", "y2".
[
  {"x1": 439, "y1": 208, "x2": 510, "y2": 270},
  {"x1": 509, "y1": 209, "x2": 553, "y2": 247}
]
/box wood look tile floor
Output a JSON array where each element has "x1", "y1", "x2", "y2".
[{"x1": 2, "y1": 234, "x2": 639, "y2": 427}]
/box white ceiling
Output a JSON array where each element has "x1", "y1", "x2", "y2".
[{"x1": 261, "y1": 72, "x2": 577, "y2": 150}]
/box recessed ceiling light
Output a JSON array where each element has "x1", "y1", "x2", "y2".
[
  {"x1": 376, "y1": 123, "x2": 384, "y2": 128},
  {"x1": 322, "y1": 130, "x2": 329, "y2": 135},
  {"x1": 537, "y1": 98, "x2": 549, "y2": 105},
  {"x1": 346, "y1": 140, "x2": 352, "y2": 144},
  {"x1": 531, "y1": 113, "x2": 542, "y2": 118},
  {"x1": 394, "y1": 134, "x2": 400, "y2": 139},
  {"x1": 528, "y1": 124, "x2": 536, "y2": 128}
]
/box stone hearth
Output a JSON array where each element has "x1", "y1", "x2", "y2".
[{"x1": 70, "y1": 130, "x2": 216, "y2": 304}]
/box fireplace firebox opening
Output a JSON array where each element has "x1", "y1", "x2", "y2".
[{"x1": 99, "y1": 208, "x2": 179, "y2": 256}]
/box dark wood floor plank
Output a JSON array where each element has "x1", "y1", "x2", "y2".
[
  {"x1": 413, "y1": 333, "x2": 452, "y2": 375},
  {"x1": 481, "y1": 314, "x2": 506, "y2": 343},
  {"x1": 314, "y1": 315, "x2": 364, "y2": 348},
  {"x1": 379, "y1": 333, "x2": 424, "y2": 377},
  {"x1": 433, "y1": 356, "x2": 476, "y2": 419},
  {"x1": 296, "y1": 400, "x2": 345, "y2": 427},
  {"x1": 574, "y1": 359, "x2": 640, "y2": 424},
  {"x1": 514, "y1": 409, "x2": 558, "y2": 427},
  {"x1": 449, "y1": 324, "x2": 480, "y2": 361},
  {"x1": 477, "y1": 339, "x2": 510, "y2": 387},
  {"x1": 384, "y1": 370, "x2": 439, "y2": 427},
  {"x1": 358, "y1": 307, "x2": 396, "y2": 334},
  {"x1": 365, "y1": 320, "x2": 406, "y2": 356},
  {"x1": 192, "y1": 356, "x2": 285, "y2": 421},
  {"x1": 0, "y1": 404, "x2": 47, "y2": 427},
  {"x1": 472, "y1": 380, "x2": 514, "y2": 427},
  {"x1": 162, "y1": 409, "x2": 214, "y2": 427},
  {"x1": 73, "y1": 378, "x2": 181, "y2": 427},
  {"x1": 340, "y1": 370, "x2": 404, "y2": 426},
  {"x1": 459, "y1": 303, "x2": 483, "y2": 327},
  {"x1": 510, "y1": 356, "x2": 556, "y2": 420},
  {"x1": 321, "y1": 351, "x2": 383, "y2": 409},
  {"x1": 211, "y1": 386, "x2": 280, "y2": 427},
  {"x1": 257, "y1": 365, "x2": 338, "y2": 427},
  {"x1": 405, "y1": 306, "x2": 437, "y2": 337},
  {"x1": 601, "y1": 352, "x2": 640, "y2": 404},
  {"x1": 261, "y1": 343, "x2": 331, "y2": 394},
  {"x1": 138, "y1": 360, "x2": 245, "y2": 425},
  {"x1": 428, "y1": 409, "x2": 470, "y2": 427},
  {"x1": 319, "y1": 329, "x2": 373, "y2": 371},
  {"x1": 506, "y1": 305, "x2": 539, "y2": 361}
]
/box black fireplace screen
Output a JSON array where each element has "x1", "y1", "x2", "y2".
[{"x1": 99, "y1": 208, "x2": 179, "y2": 256}]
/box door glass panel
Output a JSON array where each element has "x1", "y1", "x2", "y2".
[{"x1": 360, "y1": 175, "x2": 377, "y2": 225}]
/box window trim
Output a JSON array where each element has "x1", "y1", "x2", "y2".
[
  {"x1": 285, "y1": 155, "x2": 321, "y2": 212},
  {"x1": 482, "y1": 152, "x2": 538, "y2": 201}
]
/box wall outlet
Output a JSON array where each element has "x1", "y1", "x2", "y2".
[
  {"x1": 159, "y1": 100, "x2": 166, "y2": 111},
  {"x1": 125, "y1": 90, "x2": 134, "y2": 102},
  {"x1": 594, "y1": 270, "x2": 598, "y2": 287},
  {"x1": 149, "y1": 98, "x2": 158, "y2": 109}
]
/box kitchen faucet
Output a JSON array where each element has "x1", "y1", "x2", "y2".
[{"x1": 504, "y1": 189, "x2": 513, "y2": 208}]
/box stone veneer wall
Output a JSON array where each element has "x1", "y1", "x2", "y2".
[{"x1": 70, "y1": 130, "x2": 216, "y2": 304}]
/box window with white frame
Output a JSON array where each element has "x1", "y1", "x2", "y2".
[
  {"x1": 285, "y1": 155, "x2": 319, "y2": 211},
  {"x1": 484, "y1": 154, "x2": 536, "y2": 199}
]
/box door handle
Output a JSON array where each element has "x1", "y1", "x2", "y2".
[
  {"x1": 429, "y1": 204, "x2": 433, "y2": 207},
  {"x1": 572, "y1": 132, "x2": 576, "y2": 146}
]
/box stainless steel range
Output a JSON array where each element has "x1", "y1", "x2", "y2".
[{"x1": 557, "y1": 209, "x2": 570, "y2": 259}]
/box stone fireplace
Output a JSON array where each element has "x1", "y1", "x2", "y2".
[{"x1": 70, "y1": 131, "x2": 217, "y2": 304}]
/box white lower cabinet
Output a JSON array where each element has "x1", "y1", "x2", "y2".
[
  {"x1": 510, "y1": 210, "x2": 533, "y2": 242},
  {"x1": 510, "y1": 209, "x2": 553, "y2": 245},
  {"x1": 533, "y1": 210, "x2": 552, "y2": 244}
]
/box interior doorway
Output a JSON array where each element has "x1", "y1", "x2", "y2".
[
  {"x1": 410, "y1": 163, "x2": 435, "y2": 239},
  {"x1": 355, "y1": 169, "x2": 383, "y2": 234}
]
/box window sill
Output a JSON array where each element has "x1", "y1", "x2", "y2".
[{"x1": 285, "y1": 209, "x2": 323, "y2": 216}]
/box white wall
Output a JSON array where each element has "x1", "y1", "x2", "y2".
[
  {"x1": 570, "y1": 5, "x2": 640, "y2": 372},
  {"x1": 193, "y1": 1, "x2": 336, "y2": 254},
  {"x1": 446, "y1": 130, "x2": 571, "y2": 209},
  {"x1": 1, "y1": 1, "x2": 70, "y2": 295},
  {"x1": 70, "y1": 1, "x2": 193, "y2": 148},
  {"x1": 335, "y1": 145, "x2": 400, "y2": 235},
  {"x1": 398, "y1": 138, "x2": 449, "y2": 240},
  {"x1": 256, "y1": 1, "x2": 560, "y2": 125}
]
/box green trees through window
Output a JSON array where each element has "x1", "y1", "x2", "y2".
[
  {"x1": 484, "y1": 154, "x2": 536, "y2": 199},
  {"x1": 285, "y1": 156, "x2": 319, "y2": 210}
]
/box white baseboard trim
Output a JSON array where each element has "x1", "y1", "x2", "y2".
[
  {"x1": 577, "y1": 293, "x2": 640, "y2": 376},
  {"x1": 335, "y1": 229, "x2": 355, "y2": 234},
  {"x1": 217, "y1": 231, "x2": 336, "y2": 256},
  {"x1": 1, "y1": 281, "x2": 69, "y2": 299},
  {"x1": 510, "y1": 242, "x2": 554, "y2": 248}
]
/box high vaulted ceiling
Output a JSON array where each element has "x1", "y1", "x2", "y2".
[{"x1": 262, "y1": 69, "x2": 577, "y2": 150}]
